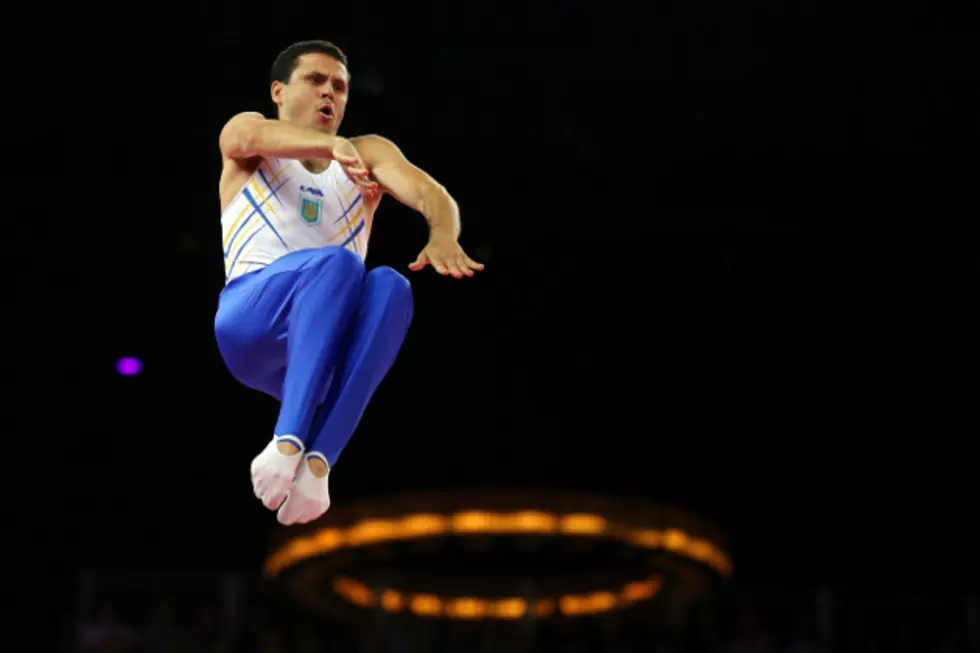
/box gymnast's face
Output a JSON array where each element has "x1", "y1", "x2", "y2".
[{"x1": 272, "y1": 52, "x2": 350, "y2": 135}]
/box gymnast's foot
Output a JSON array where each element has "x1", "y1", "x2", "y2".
[
  {"x1": 250, "y1": 435, "x2": 305, "y2": 510},
  {"x1": 277, "y1": 453, "x2": 331, "y2": 525}
]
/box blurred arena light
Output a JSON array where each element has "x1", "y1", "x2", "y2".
[
  {"x1": 264, "y1": 492, "x2": 732, "y2": 620},
  {"x1": 264, "y1": 510, "x2": 732, "y2": 578},
  {"x1": 331, "y1": 574, "x2": 665, "y2": 620}
]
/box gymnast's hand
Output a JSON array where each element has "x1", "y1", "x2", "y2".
[
  {"x1": 332, "y1": 137, "x2": 379, "y2": 195},
  {"x1": 409, "y1": 237, "x2": 485, "y2": 278}
]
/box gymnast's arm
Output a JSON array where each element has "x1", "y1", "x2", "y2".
[
  {"x1": 351, "y1": 134, "x2": 461, "y2": 240},
  {"x1": 219, "y1": 112, "x2": 342, "y2": 161},
  {"x1": 353, "y1": 134, "x2": 483, "y2": 278}
]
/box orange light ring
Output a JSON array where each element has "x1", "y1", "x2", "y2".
[
  {"x1": 264, "y1": 510, "x2": 732, "y2": 578},
  {"x1": 331, "y1": 573, "x2": 666, "y2": 619}
]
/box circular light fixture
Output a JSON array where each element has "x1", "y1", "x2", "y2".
[
  {"x1": 266, "y1": 510, "x2": 731, "y2": 578},
  {"x1": 264, "y1": 491, "x2": 732, "y2": 620},
  {"x1": 330, "y1": 573, "x2": 666, "y2": 620}
]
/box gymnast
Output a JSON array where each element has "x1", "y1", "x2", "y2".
[{"x1": 213, "y1": 40, "x2": 483, "y2": 525}]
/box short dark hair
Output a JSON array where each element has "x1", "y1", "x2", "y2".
[{"x1": 270, "y1": 40, "x2": 349, "y2": 85}]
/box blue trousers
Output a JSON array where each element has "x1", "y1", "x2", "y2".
[{"x1": 214, "y1": 246, "x2": 413, "y2": 467}]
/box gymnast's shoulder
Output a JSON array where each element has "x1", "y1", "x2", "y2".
[
  {"x1": 220, "y1": 111, "x2": 268, "y2": 132},
  {"x1": 227, "y1": 110, "x2": 267, "y2": 121}
]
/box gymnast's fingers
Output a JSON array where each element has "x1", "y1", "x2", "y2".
[
  {"x1": 343, "y1": 163, "x2": 371, "y2": 178},
  {"x1": 446, "y1": 258, "x2": 467, "y2": 278},
  {"x1": 333, "y1": 152, "x2": 360, "y2": 166},
  {"x1": 453, "y1": 257, "x2": 473, "y2": 277},
  {"x1": 429, "y1": 254, "x2": 450, "y2": 276},
  {"x1": 409, "y1": 252, "x2": 428, "y2": 271}
]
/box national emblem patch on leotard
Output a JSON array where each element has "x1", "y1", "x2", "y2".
[{"x1": 300, "y1": 196, "x2": 322, "y2": 225}]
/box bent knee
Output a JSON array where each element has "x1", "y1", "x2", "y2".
[
  {"x1": 214, "y1": 309, "x2": 253, "y2": 349},
  {"x1": 310, "y1": 246, "x2": 366, "y2": 285},
  {"x1": 367, "y1": 266, "x2": 413, "y2": 312},
  {"x1": 213, "y1": 316, "x2": 271, "y2": 381}
]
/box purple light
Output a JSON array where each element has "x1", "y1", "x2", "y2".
[{"x1": 116, "y1": 357, "x2": 143, "y2": 376}]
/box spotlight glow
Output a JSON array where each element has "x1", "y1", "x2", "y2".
[{"x1": 116, "y1": 357, "x2": 143, "y2": 376}]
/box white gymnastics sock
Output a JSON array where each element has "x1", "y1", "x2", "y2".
[
  {"x1": 249, "y1": 435, "x2": 305, "y2": 511},
  {"x1": 277, "y1": 452, "x2": 331, "y2": 526}
]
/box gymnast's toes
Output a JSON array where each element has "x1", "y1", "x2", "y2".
[
  {"x1": 277, "y1": 459, "x2": 331, "y2": 525},
  {"x1": 250, "y1": 436, "x2": 304, "y2": 511}
]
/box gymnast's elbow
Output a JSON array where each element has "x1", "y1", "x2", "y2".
[{"x1": 423, "y1": 182, "x2": 457, "y2": 213}]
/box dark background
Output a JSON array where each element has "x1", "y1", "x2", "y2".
[{"x1": 16, "y1": 0, "x2": 978, "y2": 647}]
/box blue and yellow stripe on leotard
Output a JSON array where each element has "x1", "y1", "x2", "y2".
[
  {"x1": 330, "y1": 176, "x2": 366, "y2": 255},
  {"x1": 223, "y1": 160, "x2": 294, "y2": 278}
]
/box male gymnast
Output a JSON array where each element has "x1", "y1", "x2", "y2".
[{"x1": 213, "y1": 40, "x2": 483, "y2": 525}]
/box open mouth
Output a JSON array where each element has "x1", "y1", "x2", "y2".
[{"x1": 319, "y1": 106, "x2": 334, "y2": 120}]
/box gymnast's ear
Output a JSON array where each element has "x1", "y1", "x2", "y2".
[{"x1": 271, "y1": 80, "x2": 287, "y2": 113}]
